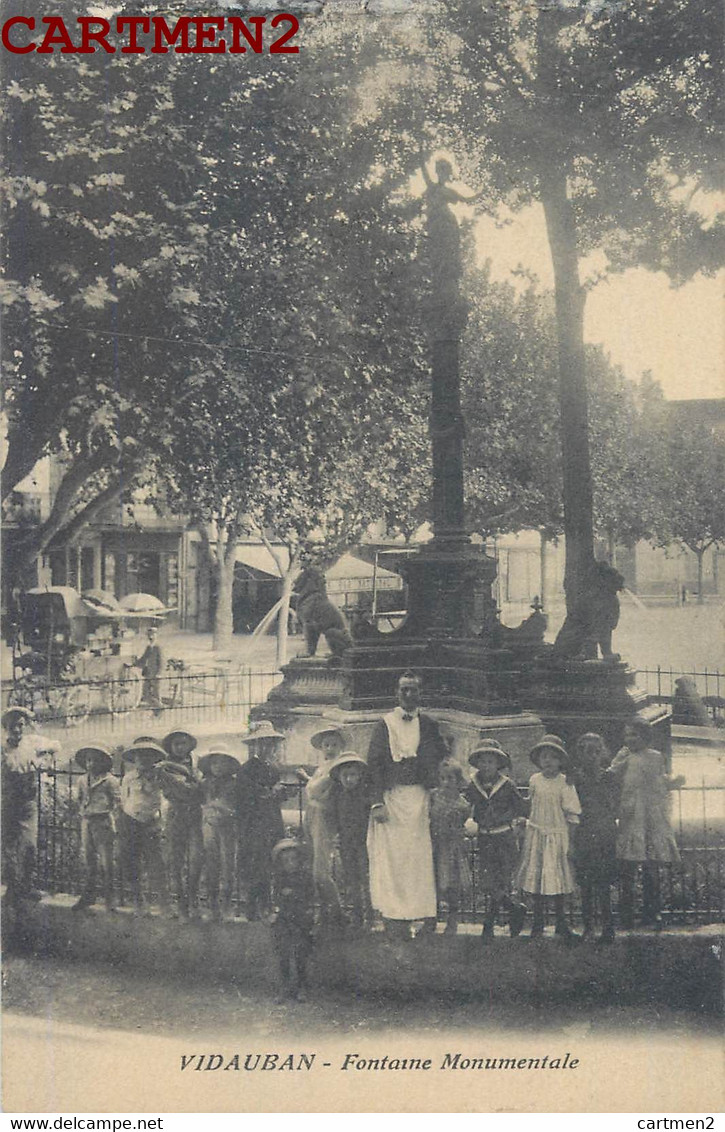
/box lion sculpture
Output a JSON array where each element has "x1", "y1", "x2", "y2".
[{"x1": 293, "y1": 566, "x2": 353, "y2": 662}]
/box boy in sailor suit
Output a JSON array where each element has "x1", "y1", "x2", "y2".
[{"x1": 464, "y1": 741, "x2": 527, "y2": 942}]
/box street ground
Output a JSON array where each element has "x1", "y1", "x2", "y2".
[
  {"x1": 5, "y1": 950, "x2": 722, "y2": 1113},
  {"x1": 2, "y1": 954, "x2": 718, "y2": 1041}
]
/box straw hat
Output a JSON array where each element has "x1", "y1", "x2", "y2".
[
  {"x1": 2, "y1": 705, "x2": 34, "y2": 727},
  {"x1": 197, "y1": 743, "x2": 241, "y2": 775},
  {"x1": 123, "y1": 741, "x2": 167, "y2": 764},
  {"x1": 240, "y1": 720, "x2": 285, "y2": 745},
  {"x1": 310, "y1": 726, "x2": 345, "y2": 751},
  {"x1": 74, "y1": 744, "x2": 113, "y2": 772},
  {"x1": 329, "y1": 751, "x2": 367, "y2": 779},
  {"x1": 529, "y1": 734, "x2": 569, "y2": 769},
  {"x1": 161, "y1": 730, "x2": 197, "y2": 757},
  {"x1": 468, "y1": 743, "x2": 511, "y2": 772}
]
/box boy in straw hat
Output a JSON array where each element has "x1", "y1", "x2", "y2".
[
  {"x1": 327, "y1": 752, "x2": 371, "y2": 930},
  {"x1": 2, "y1": 706, "x2": 61, "y2": 905},
  {"x1": 464, "y1": 741, "x2": 527, "y2": 941},
  {"x1": 157, "y1": 731, "x2": 203, "y2": 919},
  {"x1": 72, "y1": 744, "x2": 120, "y2": 912},
  {"x1": 198, "y1": 743, "x2": 242, "y2": 921},
  {"x1": 119, "y1": 741, "x2": 169, "y2": 915},
  {"x1": 298, "y1": 727, "x2": 346, "y2": 927},
  {"x1": 237, "y1": 721, "x2": 286, "y2": 921},
  {"x1": 269, "y1": 838, "x2": 315, "y2": 1001}
]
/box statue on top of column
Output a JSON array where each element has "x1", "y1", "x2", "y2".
[{"x1": 420, "y1": 157, "x2": 481, "y2": 330}]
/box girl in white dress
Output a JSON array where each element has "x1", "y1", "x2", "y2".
[{"x1": 516, "y1": 735, "x2": 581, "y2": 939}]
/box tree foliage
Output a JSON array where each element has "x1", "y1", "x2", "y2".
[
  {"x1": 338, "y1": 0, "x2": 723, "y2": 614},
  {"x1": 657, "y1": 415, "x2": 725, "y2": 601}
]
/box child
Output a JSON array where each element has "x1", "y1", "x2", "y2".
[
  {"x1": 198, "y1": 744, "x2": 242, "y2": 922},
  {"x1": 119, "y1": 741, "x2": 169, "y2": 915},
  {"x1": 515, "y1": 735, "x2": 581, "y2": 940},
  {"x1": 608, "y1": 718, "x2": 685, "y2": 930},
  {"x1": 237, "y1": 721, "x2": 286, "y2": 921},
  {"x1": 464, "y1": 742, "x2": 527, "y2": 941},
  {"x1": 73, "y1": 744, "x2": 120, "y2": 913},
  {"x1": 571, "y1": 733, "x2": 619, "y2": 942},
  {"x1": 157, "y1": 730, "x2": 203, "y2": 919},
  {"x1": 327, "y1": 751, "x2": 371, "y2": 930},
  {"x1": 298, "y1": 727, "x2": 346, "y2": 924},
  {"x1": 1, "y1": 706, "x2": 60, "y2": 905},
  {"x1": 429, "y1": 759, "x2": 472, "y2": 936},
  {"x1": 269, "y1": 838, "x2": 315, "y2": 1001}
]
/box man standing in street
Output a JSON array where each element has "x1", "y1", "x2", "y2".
[
  {"x1": 135, "y1": 624, "x2": 164, "y2": 711},
  {"x1": 366, "y1": 671, "x2": 447, "y2": 939}
]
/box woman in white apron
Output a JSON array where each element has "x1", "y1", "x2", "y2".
[{"x1": 366, "y1": 672, "x2": 448, "y2": 938}]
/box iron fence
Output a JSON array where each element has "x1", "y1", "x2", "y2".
[
  {"x1": 634, "y1": 667, "x2": 725, "y2": 723},
  {"x1": 10, "y1": 665, "x2": 725, "y2": 738},
  {"x1": 33, "y1": 765, "x2": 725, "y2": 926},
  {"x1": 5, "y1": 666, "x2": 282, "y2": 740}
]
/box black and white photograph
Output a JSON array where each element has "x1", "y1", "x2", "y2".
[{"x1": 1, "y1": 0, "x2": 723, "y2": 1115}]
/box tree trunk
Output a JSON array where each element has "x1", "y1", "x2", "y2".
[
  {"x1": 539, "y1": 531, "x2": 548, "y2": 607},
  {"x1": 275, "y1": 569, "x2": 295, "y2": 670},
  {"x1": 540, "y1": 167, "x2": 596, "y2": 615},
  {"x1": 696, "y1": 547, "x2": 705, "y2": 605},
  {"x1": 212, "y1": 554, "x2": 236, "y2": 655}
]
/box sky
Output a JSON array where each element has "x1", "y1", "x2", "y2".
[{"x1": 474, "y1": 206, "x2": 724, "y2": 403}]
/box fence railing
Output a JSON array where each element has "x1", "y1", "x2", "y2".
[
  {"x1": 5, "y1": 666, "x2": 282, "y2": 739},
  {"x1": 634, "y1": 667, "x2": 725, "y2": 724},
  {"x1": 33, "y1": 765, "x2": 725, "y2": 926},
  {"x1": 8, "y1": 663, "x2": 725, "y2": 736}
]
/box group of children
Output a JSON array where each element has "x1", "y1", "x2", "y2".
[
  {"x1": 72, "y1": 719, "x2": 291, "y2": 921},
  {"x1": 303, "y1": 718, "x2": 685, "y2": 944},
  {"x1": 2, "y1": 706, "x2": 685, "y2": 998}
]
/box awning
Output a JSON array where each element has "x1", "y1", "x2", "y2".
[{"x1": 234, "y1": 543, "x2": 290, "y2": 578}]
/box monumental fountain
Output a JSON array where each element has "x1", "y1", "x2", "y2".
[{"x1": 257, "y1": 160, "x2": 668, "y2": 775}]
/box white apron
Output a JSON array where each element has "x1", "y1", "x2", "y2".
[{"x1": 367, "y1": 784, "x2": 436, "y2": 920}]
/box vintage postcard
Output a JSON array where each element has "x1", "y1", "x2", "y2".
[{"x1": 1, "y1": 0, "x2": 723, "y2": 1116}]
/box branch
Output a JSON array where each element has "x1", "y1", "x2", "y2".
[
  {"x1": 55, "y1": 477, "x2": 126, "y2": 547},
  {"x1": 257, "y1": 527, "x2": 288, "y2": 579},
  {"x1": 14, "y1": 450, "x2": 109, "y2": 560}
]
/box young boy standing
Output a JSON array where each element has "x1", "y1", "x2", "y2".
[
  {"x1": 198, "y1": 744, "x2": 242, "y2": 922},
  {"x1": 237, "y1": 721, "x2": 286, "y2": 921},
  {"x1": 326, "y1": 752, "x2": 371, "y2": 930},
  {"x1": 299, "y1": 727, "x2": 346, "y2": 926},
  {"x1": 465, "y1": 741, "x2": 527, "y2": 942},
  {"x1": 157, "y1": 730, "x2": 203, "y2": 919},
  {"x1": 73, "y1": 743, "x2": 120, "y2": 912},
  {"x1": 119, "y1": 740, "x2": 169, "y2": 914},
  {"x1": 270, "y1": 838, "x2": 315, "y2": 1001}
]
